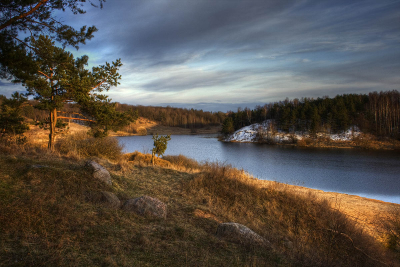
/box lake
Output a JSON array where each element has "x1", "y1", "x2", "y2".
[{"x1": 117, "y1": 135, "x2": 400, "y2": 204}]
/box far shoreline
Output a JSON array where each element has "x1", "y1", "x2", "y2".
[{"x1": 223, "y1": 136, "x2": 400, "y2": 151}]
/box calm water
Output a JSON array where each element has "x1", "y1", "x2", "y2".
[{"x1": 118, "y1": 135, "x2": 400, "y2": 204}]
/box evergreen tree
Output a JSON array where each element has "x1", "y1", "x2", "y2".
[
  {"x1": 1, "y1": 0, "x2": 105, "y2": 80},
  {"x1": 0, "y1": 92, "x2": 29, "y2": 143},
  {"x1": 151, "y1": 134, "x2": 171, "y2": 166},
  {"x1": 21, "y1": 35, "x2": 134, "y2": 149},
  {"x1": 310, "y1": 107, "x2": 321, "y2": 135},
  {"x1": 221, "y1": 117, "x2": 235, "y2": 135}
]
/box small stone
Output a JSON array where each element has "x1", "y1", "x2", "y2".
[
  {"x1": 216, "y1": 222, "x2": 270, "y2": 247},
  {"x1": 122, "y1": 195, "x2": 167, "y2": 219},
  {"x1": 86, "y1": 160, "x2": 112, "y2": 185}
]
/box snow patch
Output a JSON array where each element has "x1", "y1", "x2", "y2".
[{"x1": 225, "y1": 120, "x2": 361, "y2": 143}]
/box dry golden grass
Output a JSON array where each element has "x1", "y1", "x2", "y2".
[
  {"x1": 56, "y1": 132, "x2": 123, "y2": 161},
  {"x1": 187, "y1": 163, "x2": 400, "y2": 266},
  {"x1": 162, "y1": 154, "x2": 203, "y2": 171},
  {"x1": 0, "y1": 150, "x2": 398, "y2": 266}
]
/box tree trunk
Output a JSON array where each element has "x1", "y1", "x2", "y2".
[
  {"x1": 151, "y1": 151, "x2": 155, "y2": 166},
  {"x1": 48, "y1": 108, "x2": 57, "y2": 150}
]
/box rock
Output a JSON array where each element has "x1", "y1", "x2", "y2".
[
  {"x1": 122, "y1": 196, "x2": 167, "y2": 219},
  {"x1": 216, "y1": 222, "x2": 270, "y2": 247},
  {"x1": 86, "y1": 160, "x2": 112, "y2": 185}
]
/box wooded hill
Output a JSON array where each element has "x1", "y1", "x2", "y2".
[
  {"x1": 3, "y1": 90, "x2": 399, "y2": 138},
  {"x1": 222, "y1": 90, "x2": 400, "y2": 139},
  {"x1": 0, "y1": 96, "x2": 226, "y2": 130},
  {"x1": 116, "y1": 104, "x2": 226, "y2": 129}
]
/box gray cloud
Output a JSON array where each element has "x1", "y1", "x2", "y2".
[
  {"x1": 0, "y1": 80, "x2": 26, "y2": 97},
  {"x1": 52, "y1": 0, "x2": 400, "y2": 111}
]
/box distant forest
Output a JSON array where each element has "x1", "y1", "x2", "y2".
[
  {"x1": 1, "y1": 98, "x2": 226, "y2": 130},
  {"x1": 222, "y1": 90, "x2": 400, "y2": 139},
  {"x1": 115, "y1": 104, "x2": 226, "y2": 129},
  {"x1": 2, "y1": 90, "x2": 399, "y2": 138}
]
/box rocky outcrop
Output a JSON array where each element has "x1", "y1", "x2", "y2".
[
  {"x1": 86, "y1": 160, "x2": 112, "y2": 185},
  {"x1": 122, "y1": 196, "x2": 167, "y2": 219},
  {"x1": 216, "y1": 222, "x2": 270, "y2": 247}
]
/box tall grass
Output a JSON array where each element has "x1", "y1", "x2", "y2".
[
  {"x1": 185, "y1": 163, "x2": 393, "y2": 267},
  {"x1": 377, "y1": 207, "x2": 400, "y2": 259},
  {"x1": 0, "y1": 148, "x2": 397, "y2": 266},
  {"x1": 56, "y1": 131, "x2": 123, "y2": 161}
]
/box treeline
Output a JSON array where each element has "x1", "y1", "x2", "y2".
[
  {"x1": 1, "y1": 97, "x2": 226, "y2": 130},
  {"x1": 115, "y1": 104, "x2": 226, "y2": 129},
  {"x1": 222, "y1": 90, "x2": 400, "y2": 139}
]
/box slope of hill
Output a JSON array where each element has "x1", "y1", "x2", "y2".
[{"x1": 0, "y1": 149, "x2": 398, "y2": 266}]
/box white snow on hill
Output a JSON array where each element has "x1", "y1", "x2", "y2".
[{"x1": 225, "y1": 120, "x2": 361, "y2": 143}]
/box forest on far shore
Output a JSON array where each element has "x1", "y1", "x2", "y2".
[
  {"x1": 222, "y1": 90, "x2": 400, "y2": 139},
  {"x1": 1, "y1": 90, "x2": 399, "y2": 139}
]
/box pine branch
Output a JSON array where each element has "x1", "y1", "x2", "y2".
[{"x1": 0, "y1": 0, "x2": 50, "y2": 31}]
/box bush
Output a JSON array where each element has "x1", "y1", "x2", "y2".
[
  {"x1": 379, "y1": 207, "x2": 400, "y2": 255},
  {"x1": 137, "y1": 127, "x2": 147, "y2": 136},
  {"x1": 125, "y1": 151, "x2": 171, "y2": 167},
  {"x1": 56, "y1": 132, "x2": 123, "y2": 160}
]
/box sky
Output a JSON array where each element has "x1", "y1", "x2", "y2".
[{"x1": 1, "y1": 0, "x2": 400, "y2": 112}]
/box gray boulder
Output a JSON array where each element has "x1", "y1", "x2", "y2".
[
  {"x1": 86, "y1": 160, "x2": 112, "y2": 185},
  {"x1": 216, "y1": 222, "x2": 270, "y2": 247},
  {"x1": 122, "y1": 196, "x2": 167, "y2": 219}
]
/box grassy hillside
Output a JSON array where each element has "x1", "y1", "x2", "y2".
[{"x1": 0, "y1": 145, "x2": 398, "y2": 266}]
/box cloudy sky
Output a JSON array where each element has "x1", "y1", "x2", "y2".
[{"x1": 2, "y1": 0, "x2": 400, "y2": 112}]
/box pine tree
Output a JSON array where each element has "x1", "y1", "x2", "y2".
[
  {"x1": 221, "y1": 117, "x2": 235, "y2": 135},
  {"x1": 1, "y1": 0, "x2": 105, "y2": 80},
  {"x1": 151, "y1": 134, "x2": 171, "y2": 166},
  {"x1": 0, "y1": 93, "x2": 30, "y2": 143},
  {"x1": 21, "y1": 35, "x2": 134, "y2": 149}
]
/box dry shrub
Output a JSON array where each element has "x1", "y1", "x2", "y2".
[
  {"x1": 56, "y1": 131, "x2": 123, "y2": 161},
  {"x1": 162, "y1": 154, "x2": 202, "y2": 170},
  {"x1": 186, "y1": 163, "x2": 391, "y2": 267},
  {"x1": 0, "y1": 140, "x2": 19, "y2": 154},
  {"x1": 377, "y1": 207, "x2": 400, "y2": 257},
  {"x1": 296, "y1": 138, "x2": 308, "y2": 147},
  {"x1": 0, "y1": 138, "x2": 59, "y2": 160},
  {"x1": 124, "y1": 151, "x2": 171, "y2": 167},
  {"x1": 136, "y1": 127, "x2": 147, "y2": 136}
]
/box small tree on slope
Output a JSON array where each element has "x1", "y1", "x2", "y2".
[{"x1": 151, "y1": 134, "x2": 171, "y2": 166}]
